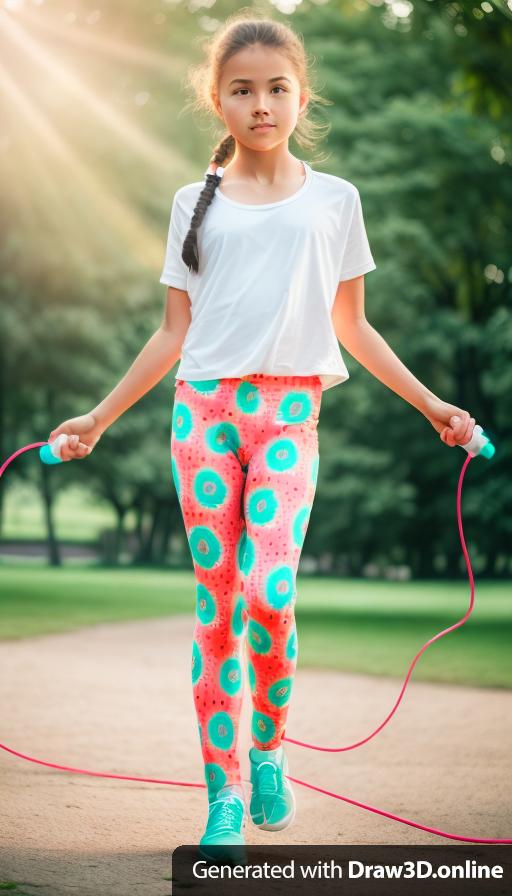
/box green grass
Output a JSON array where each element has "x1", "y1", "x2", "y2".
[
  {"x1": 2, "y1": 482, "x2": 134, "y2": 542},
  {"x1": 0, "y1": 884, "x2": 42, "y2": 894},
  {"x1": 0, "y1": 564, "x2": 510, "y2": 688}
]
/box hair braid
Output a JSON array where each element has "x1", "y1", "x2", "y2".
[
  {"x1": 181, "y1": 134, "x2": 235, "y2": 274},
  {"x1": 179, "y1": 13, "x2": 332, "y2": 274}
]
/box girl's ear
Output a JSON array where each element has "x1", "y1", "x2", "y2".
[{"x1": 212, "y1": 93, "x2": 224, "y2": 121}]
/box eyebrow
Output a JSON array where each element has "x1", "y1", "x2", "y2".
[{"x1": 228, "y1": 76, "x2": 292, "y2": 86}]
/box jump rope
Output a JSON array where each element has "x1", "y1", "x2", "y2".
[{"x1": 2, "y1": 422, "x2": 510, "y2": 846}]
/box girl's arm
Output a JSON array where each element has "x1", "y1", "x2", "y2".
[
  {"x1": 49, "y1": 288, "x2": 192, "y2": 463},
  {"x1": 91, "y1": 287, "x2": 191, "y2": 432},
  {"x1": 332, "y1": 277, "x2": 475, "y2": 447}
]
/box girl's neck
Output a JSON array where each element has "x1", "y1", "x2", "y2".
[
  {"x1": 218, "y1": 153, "x2": 306, "y2": 205},
  {"x1": 222, "y1": 149, "x2": 303, "y2": 186}
]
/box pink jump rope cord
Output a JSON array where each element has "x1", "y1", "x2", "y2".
[{"x1": 1, "y1": 443, "x2": 510, "y2": 845}]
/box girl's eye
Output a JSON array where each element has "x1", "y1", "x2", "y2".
[{"x1": 233, "y1": 86, "x2": 286, "y2": 96}]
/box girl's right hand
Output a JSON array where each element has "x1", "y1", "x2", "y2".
[{"x1": 48, "y1": 413, "x2": 105, "y2": 462}]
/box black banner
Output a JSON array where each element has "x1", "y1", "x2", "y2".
[{"x1": 171, "y1": 844, "x2": 512, "y2": 896}]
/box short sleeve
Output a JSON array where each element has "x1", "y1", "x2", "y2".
[
  {"x1": 159, "y1": 192, "x2": 190, "y2": 289},
  {"x1": 339, "y1": 189, "x2": 377, "y2": 281}
]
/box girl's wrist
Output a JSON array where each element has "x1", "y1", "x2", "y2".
[
  {"x1": 422, "y1": 393, "x2": 445, "y2": 419},
  {"x1": 90, "y1": 408, "x2": 108, "y2": 434}
]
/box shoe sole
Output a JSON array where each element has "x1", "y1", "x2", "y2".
[
  {"x1": 198, "y1": 843, "x2": 247, "y2": 865},
  {"x1": 251, "y1": 780, "x2": 296, "y2": 832}
]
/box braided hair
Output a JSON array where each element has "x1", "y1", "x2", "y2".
[
  {"x1": 180, "y1": 13, "x2": 332, "y2": 275},
  {"x1": 181, "y1": 134, "x2": 235, "y2": 274}
]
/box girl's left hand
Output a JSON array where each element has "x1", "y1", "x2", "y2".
[{"x1": 423, "y1": 397, "x2": 476, "y2": 448}]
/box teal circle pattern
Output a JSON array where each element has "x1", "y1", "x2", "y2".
[
  {"x1": 247, "y1": 660, "x2": 256, "y2": 693},
  {"x1": 247, "y1": 488, "x2": 278, "y2": 526},
  {"x1": 285, "y1": 628, "x2": 298, "y2": 660},
  {"x1": 186, "y1": 379, "x2": 220, "y2": 393},
  {"x1": 231, "y1": 594, "x2": 247, "y2": 637},
  {"x1": 252, "y1": 711, "x2": 276, "y2": 745},
  {"x1": 219, "y1": 658, "x2": 243, "y2": 696},
  {"x1": 266, "y1": 565, "x2": 295, "y2": 609},
  {"x1": 266, "y1": 438, "x2": 298, "y2": 472},
  {"x1": 172, "y1": 401, "x2": 193, "y2": 440},
  {"x1": 276, "y1": 391, "x2": 313, "y2": 425},
  {"x1": 236, "y1": 381, "x2": 261, "y2": 414},
  {"x1": 311, "y1": 454, "x2": 319, "y2": 487},
  {"x1": 292, "y1": 506, "x2": 311, "y2": 549},
  {"x1": 192, "y1": 640, "x2": 203, "y2": 684},
  {"x1": 171, "y1": 456, "x2": 181, "y2": 500},
  {"x1": 204, "y1": 762, "x2": 227, "y2": 797},
  {"x1": 268, "y1": 676, "x2": 293, "y2": 708},
  {"x1": 237, "y1": 529, "x2": 255, "y2": 575},
  {"x1": 248, "y1": 619, "x2": 272, "y2": 654},
  {"x1": 205, "y1": 422, "x2": 241, "y2": 455},
  {"x1": 208, "y1": 711, "x2": 235, "y2": 750},
  {"x1": 189, "y1": 526, "x2": 222, "y2": 569},
  {"x1": 196, "y1": 583, "x2": 216, "y2": 624},
  {"x1": 194, "y1": 468, "x2": 227, "y2": 509}
]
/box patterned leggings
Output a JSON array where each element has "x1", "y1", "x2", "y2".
[{"x1": 170, "y1": 373, "x2": 322, "y2": 801}]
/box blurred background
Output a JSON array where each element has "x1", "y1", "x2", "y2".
[{"x1": 1, "y1": 0, "x2": 511, "y2": 685}]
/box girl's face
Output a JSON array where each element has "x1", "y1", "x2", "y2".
[{"x1": 213, "y1": 44, "x2": 308, "y2": 150}]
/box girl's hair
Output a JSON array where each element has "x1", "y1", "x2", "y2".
[{"x1": 180, "y1": 10, "x2": 332, "y2": 274}]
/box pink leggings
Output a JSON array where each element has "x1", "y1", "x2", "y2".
[{"x1": 170, "y1": 373, "x2": 322, "y2": 801}]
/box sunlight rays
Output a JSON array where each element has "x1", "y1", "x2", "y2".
[
  {"x1": 16, "y1": 5, "x2": 186, "y2": 80},
  {"x1": 3, "y1": 12, "x2": 189, "y2": 177},
  {"x1": 1, "y1": 62, "x2": 166, "y2": 271},
  {"x1": 1, "y1": 7, "x2": 195, "y2": 275}
]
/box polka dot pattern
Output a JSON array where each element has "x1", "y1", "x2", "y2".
[
  {"x1": 208, "y1": 710, "x2": 235, "y2": 750},
  {"x1": 265, "y1": 564, "x2": 296, "y2": 610},
  {"x1": 219, "y1": 657, "x2": 243, "y2": 696},
  {"x1": 189, "y1": 379, "x2": 221, "y2": 394},
  {"x1": 248, "y1": 618, "x2": 272, "y2": 654},
  {"x1": 266, "y1": 438, "x2": 298, "y2": 472},
  {"x1": 231, "y1": 594, "x2": 247, "y2": 637},
  {"x1": 285, "y1": 627, "x2": 298, "y2": 661},
  {"x1": 247, "y1": 659, "x2": 257, "y2": 693},
  {"x1": 268, "y1": 676, "x2": 293, "y2": 707},
  {"x1": 189, "y1": 525, "x2": 222, "y2": 569},
  {"x1": 194, "y1": 468, "x2": 227, "y2": 509},
  {"x1": 171, "y1": 374, "x2": 322, "y2": 787},
  {"x1": 247, "y1": 487, "x2": 279, "y2": 526},
  {"x1": 192, "y1": 640, "x2": 202, "y2": 685},
  {"x1": 204, "y1": 762, "x2": 227, "y2": 802},
  {"x1": 292, "y1": 506, "x2": 312, "y2": 549},
  {"x1": 252, "y1": 710, "x2": 276, "y2": 745},
  {"x1": 196, "y1": 583, "x2": 216, "y2": 625},
  {"x1": 276, "y1": 390, "x2": 313, "y2": 425}
]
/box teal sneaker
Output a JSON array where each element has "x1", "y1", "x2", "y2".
[
  {"x1": 199, "y1": 784, "x2": 247, "y2": 864},
  {"x1": 249, "y1": 745, "x2": 296, "y2": 831}
]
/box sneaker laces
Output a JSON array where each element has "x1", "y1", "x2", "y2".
[
  {"x1": 256, "y1": 760, "x2": 279, "y2": 796},
  {"x1": 209, "y1": 794, "x2": 244, "y2": 831}
]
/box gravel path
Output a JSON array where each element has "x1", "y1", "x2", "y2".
[{"x1": 1, "y1": 615, "x2": 511, "y2": 895}]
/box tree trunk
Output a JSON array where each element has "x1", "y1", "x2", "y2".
[{"x1": 41, "y1": 462, "x2": 61, "y2": 566}]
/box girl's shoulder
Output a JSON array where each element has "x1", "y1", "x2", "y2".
[
  {"x1": 310, "y1": 167, "x2": 360, "y2": 199},
  {"x1": 173, "y1": 179, "x2": 205, "y2": 207}
]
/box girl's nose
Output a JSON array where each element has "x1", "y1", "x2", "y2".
[{"x1": 252, "y1": 97, "x2": 272, "y2": 113}]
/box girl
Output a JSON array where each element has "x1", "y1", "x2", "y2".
[{"x1": 49, "y1": 13, "x2": 475, "y2": 859}]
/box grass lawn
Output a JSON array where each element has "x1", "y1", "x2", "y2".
[
  {"x1": 0, "y1": 563, "x2": 510, "y2": 688},
  {"x1": 2, "y1": 482, "x2": 137, "y2": 542}
]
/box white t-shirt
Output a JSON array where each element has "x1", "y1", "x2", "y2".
[{"x1": 159, "y1": 160, "x2": 376, "y2": 392}]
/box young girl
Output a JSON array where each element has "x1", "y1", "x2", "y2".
[{"x1": 49, "y1": 13, "x2": 475, "y2": 860}]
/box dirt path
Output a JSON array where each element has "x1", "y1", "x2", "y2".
[{"x1": 1, "y1": 615, "x2": 511, "y2": 895}]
